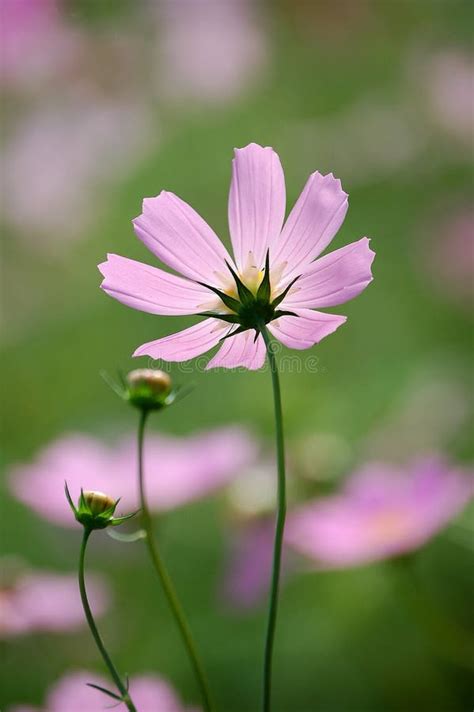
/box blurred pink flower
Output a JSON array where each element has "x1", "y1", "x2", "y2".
[
  {"x1": 286, "y1": 457, "x2": 473, "y2": 568},
  {"x1": 2, "y1": 96, "x2": 152, "y2": 248},
  {"x1": 8, "y1": 428, "x2": 257, "y2": 527},
  {"x1": 0, "y1": 568, "x2": 108, "y2": 638},
  {"x1": 426, "y1": 208, "x2": 474, "y2": 306},
  {"x1": 155, "y1": 0, "x2": 268, "y2": 104},
  {"x1": 9, "y1": 669, "x2": 199, "y2": 712},
  {"x1": 220, "y1": 519, "x2": 277, "y2": 610},
  {"x1": 0, "y1": 0, "x2": 78, "y2": 87},
  {"x1": 100, "y1": 143, "x2": 374, "y2": 369},
  {"x1": 424, "y1": 50, "x2": 474, "y2": 143}
]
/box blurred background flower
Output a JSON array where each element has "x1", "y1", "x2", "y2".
[
  {"x1": 8, "y1": 428, "x2": 257, "y2": 526},
  {"x1": 1, "y1": 0, "x2": 472, "y2": 710},
  {"x1": 0, "y1": 560, "x2": 109, "y2": 638},
  {"x1": 8, "y1": 669, "x2": 199, "y2": 712}
]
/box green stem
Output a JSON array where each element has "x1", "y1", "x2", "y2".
[
  {"x1": 78, "y1": 529, "x2": 136, "y2": 712},
  {"x1": 137, "y1": 410, "x2": 214, "y2": 712},
  {"x1": 261, "y1": 327, "x2": 287, "y2": 712}
]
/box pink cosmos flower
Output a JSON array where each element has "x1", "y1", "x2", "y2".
[
  {"x1": 9, "y1": 670, "x2": 198, "y2": 712},
  {"x1": 99, "y1": 143, "x2": 375, "y2": 370},
  {"x1": 0, "y1": 568, "x2": 108, "y2": 638},
  {"x1": 8, "y1": 428, "x2": 257, "y2": 528},
  {"x1": 155, "y1": 0, "x2": 268, "y2": 104},
  {"x1": 0, "y1": 0, "x2": 78, "y2": 88},
  {"x1": 286, "y1": 457, "x2": 473, "y2": 568}
]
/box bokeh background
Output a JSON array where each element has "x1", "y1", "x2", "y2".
[{"x1": 1, "y1": 1, "x2": 473, "y2": 710}]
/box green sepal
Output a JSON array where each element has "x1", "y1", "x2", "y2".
[
  {"x1": 197, "y1": 311, "x2": 242, "y2": 324},
  {"x1": 100, "y1": 370, "x2": 126, "y2": 399},
  {"x1": 225, "y1": 261, "x2": 254, "y2": 306},
  {"x1": 273, "y1": 310, "x2": 298, "y2": 319},
  {"x1": 107, "y1": 527, "x2": 146, "y2": 542},
  {"x1": 256, "y1": 250, "x2": 271, "y2": 303},
  {"x1": 271, "y1": 275, "x2": 300, "y2": 309},
  {"x1": 86, "y1": 683, "x2": 123, "y2": 702},
  {"x1": 197, "y1": 282, "x2": 241, "y2": 313},
  {"x1": 109, "y1": 509, "x2": 140, "y2": 526},
  {"x1": 64, "y1": 481, "x2": 78, "y2": 516},
  {"x1": 219, "y1": 324, "x2": 251, "y2": 343}
]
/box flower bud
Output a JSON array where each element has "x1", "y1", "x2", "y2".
[
  {"x1": 126, "y1": 369, "x2": 172, "y2": 410},
  {"x1": 65, "y1": 482, "x2": 138, "y2": 531},
  {"x1": 82, "y1": 490, "x2": 116, "y2": 516}
]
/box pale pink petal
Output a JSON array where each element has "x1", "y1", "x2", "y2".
[
  {"x1": 206, "y1": 330, "x2": 266, "y2": 370},
  {"x1": 98, "y1": 254, "x2": 211, "y2": 315},
  {"x1": 133, "y1": 318, "x2": 228, "y2": 361},
  {"x1": 0, "y1": 572, "x2": 109, "y2": 638},
  {"x1": 273, "y1": 172, "x2": 348, "y2": 282},
  {"x1": 133, "y1": 190, "x2": 234, "y2": 284},
  {"x1": 228, "y1": 143, "x2": 286, "y2": 272},
  {"x1": 144, "y1": 427, "x2": 258, "y2": 510},
  {"x1": 286, "y1": 457, "x2": 473, "y2": 568},
  {"x1": 283, "y1": 238, "x2": 375, "y2": 309},
  {"x1": 268, "y1": 308, "x2": 346, "y2": 350}
]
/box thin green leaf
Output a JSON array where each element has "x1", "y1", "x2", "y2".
[{"x1": 86, "y1": 683, "x2": 122, "y2": 701}]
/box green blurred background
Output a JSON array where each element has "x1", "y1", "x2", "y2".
[{"x1": 1, "y1": 1, "x2": 473, "y2": 710}]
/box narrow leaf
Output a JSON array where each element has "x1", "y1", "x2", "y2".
[
  {"x1": 111, "y1": 509, "x2": 141, "y2": 526},
  {"x1": 86, "y1": 683, "x2": 122, "y2": 701}
]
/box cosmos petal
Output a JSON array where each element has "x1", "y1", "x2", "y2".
[
  {"x1": 283, "y1": 238, "x2": 375, "y2": 309},
  {"x1": 99, "y1": 254, "x2": 212, "y2": 315},
  {"x1": 273, "y1": 172, "x2": 348, "y2": 282},
  {"x1": 133, "y1": 318, "x2": 228, "y2": 361},
  {"x1": 268, "y1": 308, "x2": 346, "y2": 350},
  {"x1": 133, "y1": 190, "x2": 235, "y2": 284},
  {"x1": 206, "y1": 329, "x2": 266, "y2": 370},
  {"x1": 228, "y1": 143, "x2": 286, "y2": 273}
]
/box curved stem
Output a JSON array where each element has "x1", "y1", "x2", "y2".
[
  {"x1": 78, "y1": 529, "x2": 136, "y2": 712},
  {"x1": 261, "y1": 327, "x2": 287, "y2": 712},
  {"x1": 137, "y1": 410, "x2": 214, "y2": 712}
]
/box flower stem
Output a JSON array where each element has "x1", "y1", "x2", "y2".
[
  {"x1": 261, "y1": 326, "x2": 287, "y2": 712},
  {"x1": 137, "y1": 409, "x2": 214, "y2": 712},
  {"x1": 78, "y1": 528, "x2": 136, "y2": 712}
]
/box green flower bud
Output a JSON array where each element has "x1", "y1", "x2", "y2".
[
  {"x1": 126, "y1": 369, "x2": 173, "y2": 411},
  {"x1": 65, "y1": 483, "x2": 138, "y2": 531},
  {"x1": 82, "y1": 490, "x2": 116, "y2": 516}
]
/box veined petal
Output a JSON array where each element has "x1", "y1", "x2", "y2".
[
  {"x1": 283, "y1": 238, "x2": 375, "y2": 309},
  {"x1": 268, "y1": 308, "x2": 346, "y2": 350},
  {"x1": 273, "y1": 172, "x2": 348, "y2": 282},
  {"x1": 99, "y1": 254, "x2": 213, "y2": 315},
  {"x1": 228, "y1": 143, "x2": 286, "y2": 273},
  {"x1": 133, "y1": 190, "x2": 234, "y2": 285},
  {"x1": 133, "y1": 318, "x2": 228, "y2": 361},
  {"x1": 206, "y1": 329, "x2": 266, "y2": 370}
]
